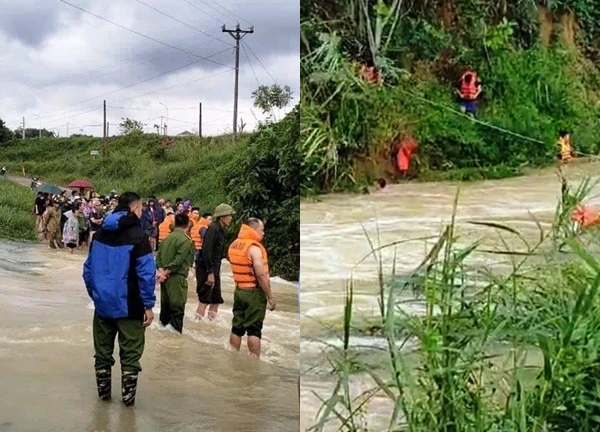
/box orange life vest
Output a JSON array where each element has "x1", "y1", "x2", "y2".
[
  {"x1": 189, "y1": 215, "x2": 202, "y2": 250},
  {"x1": 158, "y1": 214, "x2": 174, "y2": 243},
  {"x1": 228, "y1": 224, "x2": 269, "y2": 289},
  {"x1": 558, "y1": 137, "x2": 573, "y2": 162},
  {"x1": 459, "y1": 72, "x2": 478, "y2": 100},
  {"x1": 572, "y1": 205, "x2": 599, "y2": 228},
  {"x1": 196, "y1": 217, "x2": 210, "y2": 249}
]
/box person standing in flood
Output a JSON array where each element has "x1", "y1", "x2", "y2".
[
  {"x1": 195, "y1": 203, "x2": 235, "y2": 321},
  {"x1": 82, "y1": 192, "x2": 156, "y2": 407},
  {"x1": 156, "y1": 213, "x2": 195, "y2": 333},
  {"x1": 228, "y1": 218, "x2": 276, "y2": 358},
  {"x1": 44, "y1": 198, "x2": 64, "y2": 249}
]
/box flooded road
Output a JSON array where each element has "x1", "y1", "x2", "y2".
[
  {"x1": 299, "y1": 162, "x2": 600, "y2": 431},
  {"x1": 0, "y1": 241, "x2": 299, "y2": 432}
]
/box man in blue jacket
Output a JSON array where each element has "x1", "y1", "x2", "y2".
[{"x1": 83, "y1": 192, "x2": 156, "y2": 407}]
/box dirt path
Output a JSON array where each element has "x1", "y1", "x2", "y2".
[{"x1": 5, "y1": 175, "x2": 71, "y2": 193}]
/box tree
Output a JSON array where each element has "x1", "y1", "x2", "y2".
[
  {"x1": 12, "y1": 127, "x2": 55, "y2": 139},
  {"x1": 251, "y1": 84, "x2": 293, "y2": 121},
  {"x1": 0, "y1": 118, "x2": 13, "y2": 143},
  {"x1": 225, "y1": 104, "x2": 299, "y2": 280},
  {"x1": 119, "y1": 117, "x2": 144, "y2": 135}
]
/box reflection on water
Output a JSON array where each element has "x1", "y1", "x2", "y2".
[
  {"x1": 300, "y1": 163, "x2": 600, "y2": 430},
  {"x1": 0, "y1": 241, "x2": 299, "y2": 432}
]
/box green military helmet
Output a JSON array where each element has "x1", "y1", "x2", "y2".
[{"x1": 213, "y1": 203, "x2": 235, "y2": 218}]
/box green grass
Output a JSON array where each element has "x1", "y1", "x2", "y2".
[
  {"x1": 311, "y1": 175, "x2": 600, "y2": 431},
  {"x1": 0, "y1": 133, "x2": 248, "y2": 213},
  {"x1": 0, "y1": 178, "x2": 36, "y2": 241}
]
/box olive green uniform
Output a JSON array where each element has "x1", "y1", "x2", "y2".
[
  {"x1": 156, "y1": 228, "x2": 195, "y2": 333},
  {"x1": 43, "y1": 206, "x2": 64, "y2": 249}
]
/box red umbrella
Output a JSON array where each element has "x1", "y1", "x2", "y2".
[{"x1": 68, "y1": 179, "x2": 95, "y2": 189}]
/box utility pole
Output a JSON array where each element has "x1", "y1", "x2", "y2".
[
  {"x1": 160, "y1": 116, "x2": 163, "y2": 135},
  {"x1": 22, "y1": 117, "x2": 25, "y2": 139},
  {"x1": 198, "y1": 102, "x2": 202, "y2": 137},
  {"x1": 222, "y1": 23, "x2": 253, "y2": 143},
  {"x1": 66, "y1": 122, "x2": 69, "y2": 137}
]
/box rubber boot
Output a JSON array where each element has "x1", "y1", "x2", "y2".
[
  {"x1": 95, "y1": 368, "x2": 111, "y2": 401},
  {"x1": 121, "y1": 371, "x2": 138, "y2": 407}
]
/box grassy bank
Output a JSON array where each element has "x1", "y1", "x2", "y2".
[
  {"x1": 312, "y1": 176, "x2": 600, "y2": 431},
  {"x1": 301, "y1": 1, "x2": 600, "y2": 195},
  {"x1": 0, "y1": 109, "x2": 299, "y2": 280},
  {"x1": 0, "y1": 179, "x2": 35, "y2": 241}
]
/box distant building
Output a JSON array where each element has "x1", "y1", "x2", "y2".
[{"x1": 177, "y1": 130, "x2": 195, "y2": 137}]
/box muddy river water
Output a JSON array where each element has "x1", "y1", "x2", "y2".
[
  {"x1": 0, "y1": 241, "x2": 299, "y2": 432},
  {"x1": 299, "y1": 162, "x2": 600, "y2": 430}
]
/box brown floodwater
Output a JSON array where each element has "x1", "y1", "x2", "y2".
[
  {"x1": 300, "y1": 162, "x2": 600, "y2": 431},
  {"x1": 0, "y1": 242, "x2": 299, "y2": 432}
]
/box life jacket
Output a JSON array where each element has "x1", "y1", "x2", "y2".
[
  {"x1": 558, "y1": 137, "x2": 573, "y2": 162},
  {"x1": 228, "y1": 224, "x2": 269, "y2": 290},
  {"x1": 189, "y1": 215, "x2": 202, "y2": 250},
  {"x1": 572, "y1": 205, "x2": 599, "y2": 228},
  {"x1": 158, "y1": 214, "x2": 175, "y2": 242},
  {"x1": 459, "y1": 72, "x2": 478, "y2": 100},
  {"x1": 396, "y1": 136, "x2": 418, "y2": 172},
  {"x1": 196, "y1": 217, "x2": 210, "y2": 249}
]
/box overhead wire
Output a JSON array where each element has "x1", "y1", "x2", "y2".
[
  {"x1": 57, "y1": 0, "x2": 232, "y2": 68},
  {"x1": 133, "y1": 0, "x2": 231, "y2": 47},
  {"x1": 179, "y1": 0, "x2": 225, "y2": 24},
  {"x1": 241, "y1": 40, "x2": 261, "y2": 86},
  {"x1": 243, "y1": 40, "x2": 277, "y2": 84},
  {"x1": 37, "y1": 32, "x2": 209, "y2": 90},
  {"x1": 197, "y1": 0, "x2": 254, "y2": 26},
  {"x1": 43, "y1": 68, "x2": 232, "y2": 127},
  {"x1": 41, "y1": 47, "x2": 232, "y2": 122}
]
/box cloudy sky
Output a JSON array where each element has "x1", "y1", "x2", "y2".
[{"x1": 0, "y1": 0, "x2": 299, "y2": 137}]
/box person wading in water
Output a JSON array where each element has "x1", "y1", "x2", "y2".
[
  {"x1": 83, "y1": 192, "x2": 156, "y2": 407},
  {"x1": 228, "y1": 218, "x2": 276, "y2": 358},
  {"x1": 195, "y1": 203, "x2": 235, "y2": 321},
  {"x1": 156, "y1": 213, "x2": 195, "y2": 333},
  {"x1": 44, "y1": 198, "x2": 64, "y2": 249}
]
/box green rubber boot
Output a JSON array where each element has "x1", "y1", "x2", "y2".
[
  {"x1": 121, "y1": 371, "x2": 139, "y2": 407},
  {"x1": 95, "y1": 368, "x2": 112, "y2": 401}
]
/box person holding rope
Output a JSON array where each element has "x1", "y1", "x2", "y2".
[{"x1": 557, "y1": 130, "x2": 574, "y2": 164}]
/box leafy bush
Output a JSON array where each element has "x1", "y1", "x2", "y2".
[
  {"x1": 0, "y1": 179, "x2": 36, "y2": 241},
  {"x1": 301, "y1": 0, "x2": 600, "y2": 194},
  {"x1": 226, "y1": 106, "x2": 300, "y2": 280}
]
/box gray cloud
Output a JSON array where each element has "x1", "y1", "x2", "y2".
[{"x1": 0, "y1": 0, "x2": 299, "y2": 136}]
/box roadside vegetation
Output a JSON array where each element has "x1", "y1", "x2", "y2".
[
  {"x1": 311, "y1": 174, "x2": 600, "y2": 431},
  {"x1": 301, "y1": 0, "x2": 600, "y2": 195}
]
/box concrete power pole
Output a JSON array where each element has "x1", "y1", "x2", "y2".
[
  {"x1": 222, "y1": 24, "x2": 253, "y2": 143},
  {"x1": 22, "y1": 117, "x2": 25, "y2": 139},
  {"x1": 198, "y1": 102, "x2": 202, "y2": 137}
]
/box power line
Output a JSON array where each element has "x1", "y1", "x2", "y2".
[
  {"x1": 134, "y1": 0, "x2": 231, "y2": 47},
  {"x1": 57, "y1": 0, "x2": 232, "y2": 69},
  {"x1": 41, "y1": 47, "x2": 232, "y2": 121},
  {"x1": 180, "y1": 0, "x2": 224, "y2": 24},
  {"x1": 43, "y1": 67, "x2": 234, "y2": 127},
  {"x1": 108, "y1": 105, "x2": 244, "y2": 113},
  {"x1": 198, "y1": 0, "x2": 254, "y2": 26},
  {"x1": 243, "y1": 40, "x2": 277, "y2": 84},
  {"x1": 241, "y1": 40, "x2": 261, "y2": 86},
  {"x1": 115, "y1": 68, "x2": 231, "y2": 102},
  {"x1": 37, "y1": 32, "x2": 207, "y2": 91}
]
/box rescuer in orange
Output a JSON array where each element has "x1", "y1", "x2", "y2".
[
  {"x1": 557, "y1": 130, "x2": 574, "y2": 164},
  {"x1": 189, "y1": 207, "x2": 202, "y2": 253},
  {"x1": 456, "y1": 69, "x2": 482, "y2": 117},
  {"x1": 228, "y1": 218, "x2": 276, "y2": 358},
  {"x1": 158, "y1": 209, "x2": 175, "y2": 247}
]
